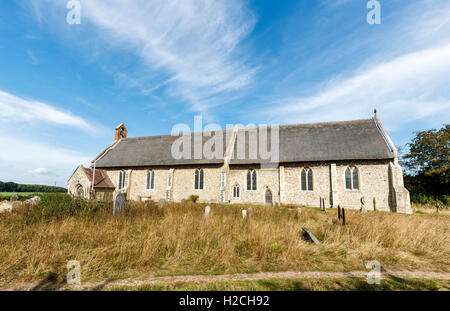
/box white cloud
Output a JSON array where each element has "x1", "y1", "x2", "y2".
[
  {"x1": 29, "y1": 168, "x2": 49, "y2": 175},
  {"x1": 270, "y1": 43, "x2": 450, "y2": 129},
  {"x1": 0, "y1": 133, "x2": 92, "y2": 186},
  {"x1": 45, "y1": 0, "x2": 257, "y2": 112},
  {"x1": 0, "y1": 90, "x2": 94, "y2": 130}
]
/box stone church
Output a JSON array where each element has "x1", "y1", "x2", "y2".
[{"x1": 68, "y1": 112, "x2": 412, "y2": 214}]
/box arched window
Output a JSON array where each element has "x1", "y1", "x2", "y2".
[
  {"x1": 194, "y1": 168, "x2": 204, "y2": 190},
  {"x1": 233, "y1": 184, "x2": 240, "y2": 198},
  {"x1": 301, "y1": 168, "x2": 313, "y2": 191},
  {"x1": 76, "y1": 185, "x2": 84, "y2": 198},
  {"x1": 247, "y1": 169, "x2": 257, "y2": 190},
  {"x1": 345, "y1": 166, "x2": 359, "y2": 190},
  {"x1": 118, "y1": 171, "x2": 129, "y2": 190},
  {"x1": 146, "y1": 170, "x2": 155, "y2": 190}
]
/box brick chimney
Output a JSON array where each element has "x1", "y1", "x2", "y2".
[{"x1": 115, "y1": 123, "x2": 128, "y2": 141}]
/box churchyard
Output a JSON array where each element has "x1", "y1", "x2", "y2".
[{"x1": 0, "y1": 194, "x2": 449, "y2": 290}]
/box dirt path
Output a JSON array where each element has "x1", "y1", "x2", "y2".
[{"x1": 2, "y1": 270, "x2": 450, "y2": 291}]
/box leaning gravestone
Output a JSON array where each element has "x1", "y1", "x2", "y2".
[
  {"x1": 205, "y1": 205, "x2": 211, "y2": 216},
  {"x1": 302, "y1": 227, "x2": 321, "y2": 245},
  {"x1": 158, "y1": 199, "x2": 166, "y2": 208},
  {"x1": 113, "y1": 193, "x2": 125, "y2": 216}
]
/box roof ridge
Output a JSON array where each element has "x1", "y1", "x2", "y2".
[{"x1": 123, "y1": 119, "x2": 373, "y2": 140}]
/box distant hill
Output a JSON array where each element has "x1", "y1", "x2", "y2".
[{"x1": 0, "y1": 181, "x2": 67, "y2": 193}]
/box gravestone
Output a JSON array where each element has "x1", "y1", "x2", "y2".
[
  {"x1": 205, "y1": 205, "x2": 211, "y2": 216},
  {"x1": 360, "y1": 197, "x2": 367, "y2": 213},
  {"x1": 242, "y1": 209, "x2": 247, "y2": 219},
  {"x1": 158, "y1": 199, "x2": 166, "y2": 208},
  {"x1": 113, "y1": 193, "x2": 125, "y2": 216},
  {"x1": 302, "y1": 227, "x2": 321, "y2": 245},
  {"x1": 297, "y1": 207, "x2": 302, "y2": 215},
  {"x1": 248, "y1": 207, "x2": 253, "y2": 213}
]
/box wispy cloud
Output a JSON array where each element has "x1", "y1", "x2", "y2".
[
  {"x1": 26, "y1": 50, "x2": 39, "y2": 65},
  {"x1": 270, "y1": 43, "x2": 450, "y2": 128},
  {"x1": 46, "y1": 0, "x2": 257, "y2": 113},
  {"x1": 0, "y1": 90, "x2": 95, "y2": 130}
]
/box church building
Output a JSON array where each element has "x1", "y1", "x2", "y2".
[{"x1": 68, "y1": 112, "x2": 411, "y2": 213}]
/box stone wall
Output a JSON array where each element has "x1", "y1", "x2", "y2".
[
  {"x1": 70, "y1": 159, "x2": 411, "y2": 213},
  {"x1": 227, "y1": 165, "x2": 280, "y2": 205},
  {"x1": 67, "y1": 165, "x2": 91, "y2": 199}
]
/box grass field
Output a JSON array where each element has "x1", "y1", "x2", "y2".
[{"x1": 0, "y1": 195, "x2": 449, "y2": 288}]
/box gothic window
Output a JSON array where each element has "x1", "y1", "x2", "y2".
[
  {"x1": 345, "y1": 166, "x2": 359, "y2": 190},
  {"x1": 118, "y1": 171, "x2": 129, "y2": 190},
  {"x1": 247, "y1": 169, "x2": 257, "y2": 190},
  {"x1": 195, "y1": 168, "x2": 204, "y2": 190},
  {"x1": 233, "y1": 184, "x2": 240, "y2": 198},
  {"x1": 146, "y1": 170, "x2": 155, "y2": 190},
  {"x1": 76, "y1": 185, "x2": 84, "y2": 198},
  {"x1": 301, "y1": 168, "x2": 313, "y2": 191}
]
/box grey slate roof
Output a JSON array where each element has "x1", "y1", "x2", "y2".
[
  {"x1": 94, "y1": 118, "x2": 394, "y2": 168},
  {"x1": 95, "y1": 129, "x2": 233, "y2": 168},
  {"x1": 229, "y1": 119, "x2": 394, "y2": 164}
]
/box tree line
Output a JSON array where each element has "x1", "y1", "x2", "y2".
[
  {"x1": 0, "y1": 181, "x2": 67, "y2": 193},
  {"x1": 401, "y1": 124, "x2": 449, "y2": 205}
]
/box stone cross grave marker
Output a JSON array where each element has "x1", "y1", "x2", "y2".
[{"x1": 113, "y1": 193, "x2": 125, "y2": 216}]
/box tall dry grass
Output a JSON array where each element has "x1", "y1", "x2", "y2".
[{"x1": 0, "y1": 199, "x2": 449, "y2": 283}]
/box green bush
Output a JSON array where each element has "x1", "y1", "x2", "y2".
[
  {"x1": 411, "y1": 193, "x2": 449, "y2": 206},
  {"x1": 27, "y1": 193, "x2": 105, "y2": 221},
  {"x1": 188, "y1": 195, "x2": 199, "y2": 203}
]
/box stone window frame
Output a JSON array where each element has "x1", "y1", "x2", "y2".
[
  {"x1": 146, "y1": 169, "x2": 156, "y2": 191},
  {"x1": 246, "y1": 169, "x2": 257, "y2": 191},
  {"x1": 344, "y1": 165, "x2": 360, "y2": 191},
  {"x1": 76, "y1": 184, "x2": 84, "y2": 198},
  {"x1": 232, "y1": 183, "x2": 241, "y2": 199},
  {"x1": 194, "y1": 168, "x2": 205, "y2": 190},
  {"x1": 118, "y1": 170, "x2": 128, "y2": 190},
  {"x1": 300, "y1": 167, "x2": 314, "y2": 191}
]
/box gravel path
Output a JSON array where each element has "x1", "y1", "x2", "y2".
[{"x1": 2, "y1": 269, "x2": 450, "y2": 291}]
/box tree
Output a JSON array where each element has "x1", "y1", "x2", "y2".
[{"x1": 402, "y1": 124, "x2": 449, "y2": 199}]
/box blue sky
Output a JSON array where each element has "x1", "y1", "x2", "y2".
[{"x1": 1, "y1": 0, "x2": 449, "y2": 187}]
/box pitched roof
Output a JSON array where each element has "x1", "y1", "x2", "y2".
[
  {"x1": 95, "y1": 129, "x2": 233, "y2": 168},
  {"x1": 229, "y1": 119, "x2": 395, "y2": 164},
  {"x1": 94, "y1": 118, "x2": 395, "y2": 168},
  {"x1": 82, "y1": 167, "x2": 115, "y2": 188}
]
